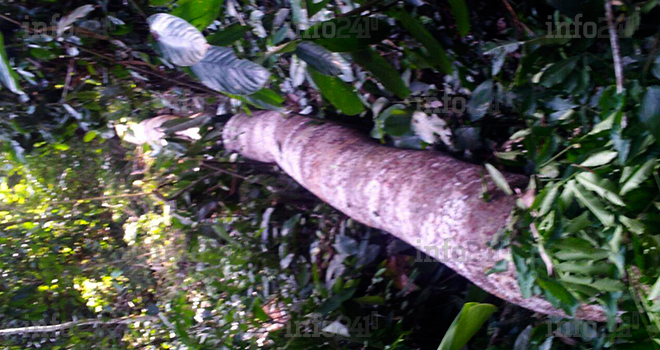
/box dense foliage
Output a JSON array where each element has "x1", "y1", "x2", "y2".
[{"x1": 1, "y1": 0, "x2": 660, "y2": 348}]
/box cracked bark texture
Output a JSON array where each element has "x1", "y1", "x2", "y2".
[{"x1": 223, "y1": 111, "x2": 606, "y2": 321}]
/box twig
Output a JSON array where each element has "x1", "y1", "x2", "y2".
[
  {"x1": 0, "y1": 13, "x2": 23, "y2": 27},
  {"x1": 0, "y1": 13, "x2": 219, "y2": 96},
  {"x1": 51, "y1": 192, "x2": 151, "y2": 204},
  {"x1": 161, "y1": 171, "x2": 220, "y2": 200},
  {"x1": 60, "y1": 58, "x2": 75, "y2": 102},
  {"x1": 0, "y1": 214, "x2": 92, "y2": 227},
  {"x1": 200, "y1": 163, "x2": 250, "y2": 180},
  {"x1": 71, "y1": 44, "x2": 218, "y2": 95},
  {"x1": 605, "y1": 0, "x2": 625, "y2": 93},
  {"x1": 0, "y1": 315, "x2": 157, "y2": 337},
  {"x1": 500, "y1": 0, "x2": 535, "y2": 37}
]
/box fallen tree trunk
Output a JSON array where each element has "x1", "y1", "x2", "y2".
[{"x1": 223, "y1": 111, "x2": 606, "y2": 321}]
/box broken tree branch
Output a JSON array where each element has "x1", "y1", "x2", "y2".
[{"x1": 221, "y1": 111, "x2": 607, "y2": 321}]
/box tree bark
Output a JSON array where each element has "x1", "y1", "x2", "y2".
[{"x1": 223, "y1": 111, "x2": 606, "y2": 321}]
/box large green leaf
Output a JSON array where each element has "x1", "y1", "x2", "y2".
[
  {"x1": 580, "y1": 150, "x2": 617, "y2": 167},
  {"x1": 537, "y1": 275, "x2": 579, "y2": 316},
  {"x1": 351, "y1": 48, "x2": 410, "y2": 99},
  {"x1": 437, "y1": 302, "x2": 497, "y2": 350},
  {"x1": 467, "y1": 80, "x2": 494, "y2": 121},
  {"x1": 640, "y1": 86, "x2": 660, "y2": 145},
  {"x1": 148, "y1": 13, "x2": 208, "y2": 66},
  {"x1": 295, "y1": 41, "x2": 342, "y2": 76},
  {"x1": 620, "y1": 159, "x2": 656, "y2": 195},
  {"x1": 484, "y1": 41, "x2": 521, "y2": 76},
  {"x1": 0, "y1": 32, "x2": 26, "y2": 100},
  {"x1": 302, "y1": 17, "x2": 391, "y2": 52},
  {"x1": 575, "y1": 172, "x2": 624, "y2": 206},
  {"x1": 485, "y1": 163, "x2": 513, "y2": 195},
  {"x1": 448, "y1": 0, "x2": 470, "y2": 37},
  {"x1": 388, "y1": 9, "x2": 452, "y2": 73},
  {"x1": 191, "y1": 46, "x2": 270, "y2": 95},
  {"x1": 308, "y1": 67, "x2": 365, "y2": 115},
  {"x1": 572, "y1": 183, "x2": 615, "y2": 227},
  {"x1": 206, "y1": 24, "x2": 251, "y2": 46},
  {"x1": 57, "y1": 5, "x2": 95, "y2": 36},
  {"x1": 540, "y1": 56, "x2": 579, "y2": 88},
  {"x1": 171, "y1": 0, "x2": 224, "y2": 30},
  {"x1": 307, "y1": 0, "x2": 331, "y2": 17}
]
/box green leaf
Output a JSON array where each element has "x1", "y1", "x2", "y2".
[
  {"x1": 437, "y1": 302, "x2": 497, "y2": 350},
  {"x1": 307, "y1": 0, "x2": 331, "y2": 17},
  {"x1": 484, "y1": 41, "x2": 520, "y2": 76},
  {"x1": 206, "y1": 24, "x2": 251, "y2": 46},
  {"x1": 620, "y1": 159, "x2": 655, "y2": 195},
  {"x1": 652, "y1": 55, "x2": 660, "y2": 81},
  {"x1": 556, "y1": 261, "x2": 611, "y2": 275},
  {"x1": 250, "y1": 88, "x2": 284, "y2": 107},
  {"x1": 382, "y1": 108, "x2": 411, "y2": 136},
  {"x1": 639, "y1": 86, "x2": 660, "y2": 145},
  {"x1": 53, "y1": 143, "x2": 70, "y2": 151},
  {"x1": 148, "y1": 13, "x2": 208, "y2": 66},
  {"x1": 555, "y1": 247, "x2": 609, "y2": 261},
  {"x1": 83, "y1": 131, "x2": 98, "y2": 142},
  {"x1": 486, "y1": 260, "x2": 508, "y2": 275},
  {"x1": 388, "y1": 9, "x2": 452, "y2": 73},
  {"x1": 0, "y1": 32, "x2": 26, "y2": 99},
  {"x1": 351, "y1": 48, "x2": 410, "y2": 99},
  {"x1": 308, "y1": 67, "x2": 365, "y2": 115},
  {"x1": 302, "y1": 17, "x2": 391, "y2": 52},
  {"x1": 251, "y1": 299, "x2": 269, "y2": 322},
  {"x1": 485, "y1": 163, "x2": 513, "y2": 195},
  {"x1": 467, "y1": 80, "x2": 494, "y2": 121},
  {"x1": 295, "y1": 41, "x2": 342, "y2": 76},
  {"x1": 171, "y1": 0, "x2": 224, "y2": 30},
  {"x1": 537, "y1": 276, "x2": 579, "y2": 316},
  {"x1": 572, "y1": 183, "x2": 615, "y2": 227},
  {"x1": 318, "y1": 287, "x2": 356, "y2": 314},
  {"x1": 537, "y1": 183, "x2": 560, "y2": 216},
  {"x1": 57, "y1": 5, "x2": 95, "y2": 36},
  {"x1": 590, "y1": 279, "x2": 625, "y2": 292},
  {"x1": 540, "y1": 56, "x2": 579, "y2": 88},
  {"x1": 448, "y1": 0, "x2": 470, "y2": 37},
  {"x1": 575, "y1": 172, "x2": 624, "y2": 206},
  {"x1": 648, "y1": 276, "x2": 660, "y2": 300},
  {"x1": 191, "y1": 46, "x2": 270, "y2": 95},
  {"x1": 580, "y1": 150, "x2": 618, "y2": 167},
  {"x1": 353, "y1": 295, "x2": 385, "y2": 305}
]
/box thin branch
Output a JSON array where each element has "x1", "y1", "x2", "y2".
[
  {"x1": 60, "y1": 58, "x2": 75, "y2": 102},
  {"x1": 0, "y1": 13, "x2": 23, "y2": 27},
  {"x1": 500, "y1": 0, "x2": 536, "y2": 38},
  {"x1": 50, "y1": 192, "x2": 152, "y2": 204},
  {"x1": 0, "y1": 315, "x2": 157, "y2": 337},
  {"x1": 161, "y1": 171, "x2": 220, "y2": 200},
  {"x1": 530, "y1": 223, "x2": 554, "y2": 276},
  {"x1": 0, "y1": 14, "x2": 219, "y2": 96},
  {"x1": 605, "y1": 0, "x2": 625, "y2": 93},
  {"x1": 200, "y1": 163, "x2": 250, "y2": 180},
  {"x1": 0, "y1": 214, "x2": 96, "y2": 227},
  {"x1": 71, "y1": 44, "x2": 219, "y2": 95}
]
